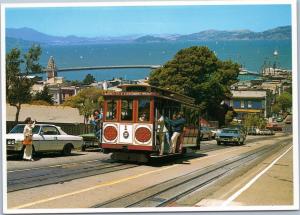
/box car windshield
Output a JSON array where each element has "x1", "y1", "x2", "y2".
[
  {"x1": 222, "y1": 129, "x2": 238, "y2": 134},
  {"x1": 9, "y1": 125, "x2": 40, "y2": 134}
]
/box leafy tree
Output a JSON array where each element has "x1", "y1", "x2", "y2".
[
  {"x1": 83, "y1": 74, "x2": 96, "y2": 85},
  {"x1": 271, "y1": 103, "x2": 281, "y2": 115},
  {"x1": 275, "y1": 92, "x2": 292, "y2": 113},
  {"x1": 63, "y1": 87, "x2": 104, "y2": 124},
  {"x1": 149, "y1": 46, "x2": 240, "y2": 120},
  {"x1": 6, "y1": 45, "x2": 42, "y2": 123},
  {"x1": 243, "y1": 114, "x2": 267, "y2": 129},
  {"x1": 33, "y1": 86, "x2": 54, "y2": 105},
  {"x1": 224, "y1": 110, "x2": 234, "y2": 126}
]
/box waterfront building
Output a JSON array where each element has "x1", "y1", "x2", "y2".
[{"x1": 225, "y1": 89, "x2": 272, "y2": 119}]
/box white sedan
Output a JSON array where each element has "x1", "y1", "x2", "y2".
[{"x1": 6, "y1": 124, "x2": 83, "y2": 156}]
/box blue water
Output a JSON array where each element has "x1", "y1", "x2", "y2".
[{"x1": 9, "y1": 40, "x2": 292, "y2": 81}]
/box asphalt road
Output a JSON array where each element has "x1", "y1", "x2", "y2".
[{"x1": 5, "y1": 133, "x2": 294, "y2": 210}]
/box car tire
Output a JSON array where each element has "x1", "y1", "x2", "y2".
[{"x1": 62, "y1": 144, "x2": 73, "y2": 156}]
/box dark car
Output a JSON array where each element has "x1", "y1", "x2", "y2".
[{"x1": 215, "y1": 128, "x2": 246, "y2": 146}]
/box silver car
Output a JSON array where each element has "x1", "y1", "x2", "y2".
[{"x1": 6, "y1": 124, "x2": 83, "y2": 156}]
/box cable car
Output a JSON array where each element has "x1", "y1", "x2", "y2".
[{"x1": 101, "y1": 85, "x2": 201, "y2": 162}]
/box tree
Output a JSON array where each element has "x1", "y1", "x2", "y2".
[
  {"x1": 275, "y1": 92, "x2": 292, "y2": 113},
  {"x1": 271, "y1": 103, "x2": 281, "y2": 115},
  {"x1": 83, "y1": 74, "x2": 96, "y2": 85},
  {"x1": 243, "y1": 114, "x2": 267, "y2": 129},
  {"x1": 33, "y1": 86, "x2": 54, "y2": 105},
  {"x1": 225, "y1": 110, "x2": 234, "y2": 126},
  {"x1": 63, "y1": 87, "x2": 104, "y2": 124},
  {"x1": 6, "y1": 45, "x2": 42, "y2": 123},
  {"x1": 149, "y1": 46, "x2": 240, "y2": 120}
]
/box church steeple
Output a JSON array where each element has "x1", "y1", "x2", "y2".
[{"x1": 46, "y1": 56, "x2": 57, "y2": 79}]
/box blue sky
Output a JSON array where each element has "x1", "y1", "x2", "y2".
[{"x1": 6, "y1": 4, "x2": 291, "y2": 37}]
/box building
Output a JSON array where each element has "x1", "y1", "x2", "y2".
[
  {"x1": 46, "y1": 56, "x2": 64, "y2": 85},
  {"x1": 225, "y1": 90, "x2": 272, "y2": 119},
  {"x1": 48, "y1": 85, "x2": 81, "y2": 105}
]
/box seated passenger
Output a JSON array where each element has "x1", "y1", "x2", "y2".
[{"x1": 139, "y1": 112, "x2": 148, "y2": 121}]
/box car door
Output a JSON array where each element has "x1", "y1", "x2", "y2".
[{"x1": 39, "y1": 126, "x2": 59, "y2": 151}]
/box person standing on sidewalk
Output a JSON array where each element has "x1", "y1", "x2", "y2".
[{"x1": 23, "y1": 117, "x2": 36, "y2": 161}]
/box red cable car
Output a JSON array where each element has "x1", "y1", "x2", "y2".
[{"x1": 101, "y1": 85, "x2": 201, "y2": 162}]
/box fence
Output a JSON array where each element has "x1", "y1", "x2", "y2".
[{"x1": 6, "y1": 121, "x2": 94, "y2": 136}]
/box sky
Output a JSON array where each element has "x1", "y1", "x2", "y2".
[{"x1": 5, "y1": 4, "x2": 291, "y2": 37}]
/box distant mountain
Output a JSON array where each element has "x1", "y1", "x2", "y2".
[
  {"x1": 6, "y1": 26, "x2": 291, "y2": 46},
  {"x1": 177, "y1": 26, "x2": 291, "y2": 41},
  {"x1": 6, "y1": 27, "x2": 139, "y2": 45},
  {"x1": 134, "y1": 35, "x2": 168, "y2": 43}
]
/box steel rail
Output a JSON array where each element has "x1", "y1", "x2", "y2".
[{"x1": 93, "y1": 138, "x2": 291, "y2": 208}]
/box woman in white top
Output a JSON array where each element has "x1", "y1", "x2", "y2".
[{"x1": 23, "y1": 117, "x2": 36, "y2": 161}]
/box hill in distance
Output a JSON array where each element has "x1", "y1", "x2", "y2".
[{"x1": 6, "y1": 25, "x2": 291, "y2": 46}]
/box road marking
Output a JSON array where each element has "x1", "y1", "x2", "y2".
[
  {"x1": 8, "y1": 159, "x2": 102, "y2": 173},
  {"x1": 221, "y1": 144, "x2": 293, "y2": 207},
  {"x1": 11, "y1": 165, "x2": 177, "y2": 209},
  {"x1": 10, "y1": 147, "x2": 247, "y2": 209},
  {"x1": 11, "y1": 138, "x2": 291, "y2": 209}
]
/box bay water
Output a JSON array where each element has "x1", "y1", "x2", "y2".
[{"x1": 11, "y1": 40, "x2": 292, "y2": 81}]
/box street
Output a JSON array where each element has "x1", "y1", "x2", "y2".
[{"x1": 6, "y1": 133, "x2": 293, "y2": 210}]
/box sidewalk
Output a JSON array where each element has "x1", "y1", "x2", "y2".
[{"x1": 196, "y1": 144, "x2": 294, "y2": 207}]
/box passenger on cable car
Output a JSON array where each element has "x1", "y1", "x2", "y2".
[
  {"x1": 165, "y1": 112, "x2": 186, "y2": 153},
  {"x1": 157, "y1": 112, "x2": 170, "y2": 155},
  {"x1": 90, "y1": 109, "x2": 103, "y2": 140},
  {"x1": 139, "y1": 112, "x2": 148, "y2": 122}
]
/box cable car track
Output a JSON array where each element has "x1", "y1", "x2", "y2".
[
  {"x1": 93, "y1": 138, "x2": 291, "y2": 208},
  {"x1": 7, "y1": 135, "x2": 286, "y2": 193},
  {"x1": 7, "y1": 161, "x2": 139, "y2": 192}
]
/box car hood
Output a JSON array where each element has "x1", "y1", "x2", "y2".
[
  {"x1": 6, "y1": 133, "x2": 24, "y2": 141},
  {"x1": 6, "y1": 133, "x2": 42, "y2": 141}
]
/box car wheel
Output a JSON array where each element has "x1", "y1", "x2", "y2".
[{"x1": 62, "y1": 144, "x2": 73, "y2": 156}]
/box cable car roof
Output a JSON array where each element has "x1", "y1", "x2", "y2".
[{"x1": 102, "y1": 84, "x2": 199, "y2": 108}]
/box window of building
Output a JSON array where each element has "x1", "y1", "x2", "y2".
[
  {"x1": 138, "y1": 98, "x2": 150, "y2": 122},
  {"x1": 121, "y1": 99, "x2": 133, "y2": 121},
  {"x1": 248, "y1": 101, "x2": 252, "y2": 108},
  {"x1": 241, "y1": 100, "x2": 245, "y2": 108},
  {"x1": 106, "y1": 99, "x2": 117, "y2": 120}
]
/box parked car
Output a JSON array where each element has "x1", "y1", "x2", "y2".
[
  {"x1": 215, "y1": 128, "x2": 246, "y2": 146},
  {"x1": 228, "y1": 124, "x2": 247, "y2": 136},
  {"x1": 276, "y1": 117, "x2": 283, "y2": 122},
  {"x1": 257, "y1": 129, "x2": 274, "y2": 135},
  {"x1": 6, "y1": 124, "x2": 83, "y2": 156},
  {"x1": 284, "y1": 115, "x2": 292, "y2": 124},
  {"x1": 266, "y1": 123, "x2": 283, "y2": 131},
  {"x1": 80, "y1": 133, "x2": 100, "y2": 151},
  {"x1": 200, "y1": 126, "x2": 212, "y2": 140},
  {"x1": 247, "y1": 127, "x2": 258, "y2": 135},
  {"x1": 209, "y1": 127, "x2": 219, "y2": 139}
]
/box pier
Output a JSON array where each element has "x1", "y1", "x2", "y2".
[{"x1": 39, "y1": 57, "x2": 162, "y2": 75}]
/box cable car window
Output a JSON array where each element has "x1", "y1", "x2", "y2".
[
  {"x1": 106, "y1": 100, "x2": 117, "y2": 120},
  {"x1": 138, "y1": 98, "x2": 150, "y2": 122},
  {"x1": 121, "y1": 99, "x2": 133, "y2": 121}
]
